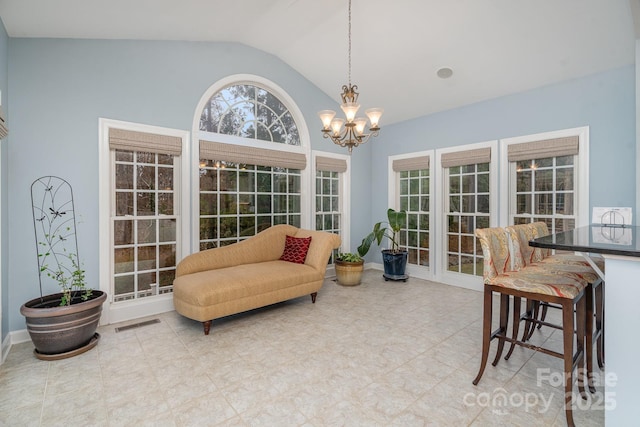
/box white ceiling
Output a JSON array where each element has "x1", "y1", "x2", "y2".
[{"x1": 0, "y1": 0, "x2": 635, "y2": 125}]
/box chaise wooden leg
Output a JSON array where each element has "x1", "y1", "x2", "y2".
[
  {"x1": 203, "y1": 320, "x2": 212, "y2": 335},
  {"x1": 311, "y1": 292, "x2": 317, "y2": 303}
]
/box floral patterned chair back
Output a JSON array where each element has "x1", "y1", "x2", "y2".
[
  {"x1": 505, "y1": 222, "x2": 550, "y2": 269},
  {"x1": 475, "y1": 227, "x2": 512, "y2": 284}
]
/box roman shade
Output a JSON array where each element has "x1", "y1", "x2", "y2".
[
  {"x1": 392, "y1": 155, "x2": 430, "y2": 172},
  {"x1": 441, "y1": 147, "x2": 491, "y2": 168},
  {"x1": 200, "y1": 140, "x2": 306, "y2": 170},
  {"x1": 507, "y1": 136, "x2": 579, "y2": 162},
  {"x1": 109, "y1": 128, "x2": 182, "y2": 155},
  {"x1": 315, "y1": 156, "x2": 347, "y2": 173}
]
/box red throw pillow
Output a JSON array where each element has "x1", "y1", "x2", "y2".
[{"x1": 280, "y1": 235, "x2": 312, "y2": 264}]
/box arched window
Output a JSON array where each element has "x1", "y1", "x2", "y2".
[
  {"x1": 195, "y1": 77, "x2": 310, "y2": 250},
  {"x1": 200, "y1": 84, "x2": 301, "y2": 145}
]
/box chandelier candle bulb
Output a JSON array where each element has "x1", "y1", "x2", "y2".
[
  {"x1": 330, "y1": 118, "x2": 344, "y2": 136},
  {"x1": 354, "y1": 118, "x2": 367, "y2": 135},
  {"x1": 365, "y1": 108, "x2": 384, "y2": 129},
  {"x1": 318, "y1": 110, "x2": 336, "y2": 129},
  {"x1": 341, "y1": 102, "x2": 360, "y2": 122}
]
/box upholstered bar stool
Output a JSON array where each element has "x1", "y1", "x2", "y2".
[
  {"x1": 512, "y1": 222, "x2": 605, "y2": 371},
  {"x1": 473, "y1": 227, "x2": 588, "y2": 427}
]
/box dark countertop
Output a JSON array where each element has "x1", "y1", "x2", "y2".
[{"x1": 529, "y1": 225, "x2": 640, "y2": 258}]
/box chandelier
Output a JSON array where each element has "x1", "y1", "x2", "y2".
[{"x1": 318, "y1": 0, "x2": 383, "y2": 153}]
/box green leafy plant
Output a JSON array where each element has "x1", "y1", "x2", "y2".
[
  {"x1": 358, "y1": 208, "x2": 407, "y2": 256},
  {"x1": 38, "y1": 234, "x2": 91, "y2": 306},
  {"x1": 335, "y1": 252, "x2": 364, "y2": 263}
]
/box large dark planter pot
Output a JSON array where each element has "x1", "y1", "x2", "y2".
[
  {"x1": 382, "y1": 250, "x2": 409, "y2": 281},
  {"x1": 20, "y1": 290, "x2": 107, "y2": 360},
  {"x1": 335, "y1": 259, "x2": 365, "y2": 286}
]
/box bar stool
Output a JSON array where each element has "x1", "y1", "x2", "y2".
[
  {"x1": 510, "y1": 222, "x2": 605, "y2": 371},
  {"x1": 473, "y1": 227, "x2": 588, "y2": 427},
  {"x1": 505, "y1": 224, "x2": 604, "y2": 393},
  {"x1": 528, "y1": 222, "x2": 605, "y2": 370}
]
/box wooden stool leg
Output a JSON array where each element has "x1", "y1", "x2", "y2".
[
  {"x1": 504, "y1": 296, "x2": 521, "y2": 361},
  {"x1": 537, "y1": 303, "x2": 549, "y2": 329},
  {"x1": 473, "y1": 288, "x2": 494, "y2": 386},
  {"x1": 585, "y1": 283, "x2": 596, "y2": 393},
  {"x1": 596, "y1": 282, "x2": 605, "y2": 369},
  {"x1": 492, "y1": 293, "x2": 510, "y2": 367},
  {"x1": 576, "y1": 295, "x2": 587, "y2": 399},
  {"x1": 524, "y1": 300, "x2": 540, "y2": 341},
  {"x1": 561, "y1": 300, "x2": 577, "y2": 427}
]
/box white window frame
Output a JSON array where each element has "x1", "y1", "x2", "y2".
[
  {"x1": 312, "y1": 150, "x2": 351, "y2": 275},
  {"x1": 98, "y1": 118, "x2": 190, "y2": 325},
  {"x1": 388, "y1": 150, "x2": 435, "y2": 281},
  {"x1": 191, "y1": 74, "x2": 311, "y2": 253},
  {"x1": 434, "y1": 140, "x2": 498, "y2": 291},
  {"x1": 499, "y1": 126, "x2": 589, "y2": 228}
]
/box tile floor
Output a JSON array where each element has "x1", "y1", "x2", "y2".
[{"x1": 0, "y1": 270, "x2": 605, "y2": 426}]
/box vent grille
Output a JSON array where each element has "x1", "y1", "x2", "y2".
[{"x1": 114, "y1": 318, "x2": 160, "y2": 333}]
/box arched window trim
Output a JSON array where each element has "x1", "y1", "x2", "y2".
[
  {"x1": 190, "y1": 75, "x2": 312, "y2": 253},
  {"x1": 192, "y1": 74, "x2": 311, "y2": 154}
]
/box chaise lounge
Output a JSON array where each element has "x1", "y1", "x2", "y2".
[{"x1": 172, "y1": 224, "x2": 341, "y2": 334}]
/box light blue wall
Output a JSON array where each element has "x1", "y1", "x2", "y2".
[
  {"x1": 4, "y1": 37, "x2": 635, "y2": 333},
  {"x1": 5, "y1": 38, "x2": 359, "y2": 333},
  {"x1": 0, "y1": 19, "x2": 8, "y2": 344},
  {"x1": 363, "y1": 66, "x2": 635, "y2": 262}
]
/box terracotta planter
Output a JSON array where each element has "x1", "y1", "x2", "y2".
[
  {"x1": 20, "y1": 290, "x2": 107, "y2": 360},
  {"x1": 335, "y1": 259, "x2": 364, "y2": 286}
]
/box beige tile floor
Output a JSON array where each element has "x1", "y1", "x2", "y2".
[{"x1": 0, "y1": 270, "x2": 605, "y2": 426}]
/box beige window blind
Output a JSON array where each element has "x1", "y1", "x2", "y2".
[
  {"x1": 109, "y1": 128, "x2": 182, "y2": 156},
  {"x1": 392, "y1": 155, "x2": 430, "y2": 172},
  {"x1": 441, "y1": 147, "x2": 491, "y2": 168},
  {"x1": 316, "y1": 156, "x2": 347, "y2": 173},
  {"x1": 200, "y1": 140, "x2": 307, "y2": 170},
  {"x1": 507, "y1": 136, "x2": 579, "y2": 162}
]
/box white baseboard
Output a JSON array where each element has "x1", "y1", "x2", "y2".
[
  {"x1": 10, "y1": 329, "x2": 31, "y2": 345},
  {"x1": 1, "y1": 332, "x2": 12, "y2": 363},
  {"x1": 104, "y1": 294, "x2": 175, "y2": 325}
]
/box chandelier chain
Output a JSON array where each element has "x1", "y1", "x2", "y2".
[{"x1": 348, "y1": 0, "x2": 352, "y2": 87}]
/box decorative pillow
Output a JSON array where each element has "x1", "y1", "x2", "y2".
[{"x1": 279, "y1": 235, "x2": 312, "y2": 264}]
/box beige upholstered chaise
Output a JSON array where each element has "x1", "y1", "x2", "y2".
[{"x1": 173, "y1": 225, "x2": 341, "y2": 335}]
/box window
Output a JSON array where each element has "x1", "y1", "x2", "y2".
[
  {"x1": 445, "y1": 163, "x2": 489, "y2": 276},
  {"x1": 314, "y1": 154, "x2": 348, "y2": 263},
  {"x1": 504, "y1": 132, "x2": 585, "y2": 232},
  {"x1": 99, "y1": 123, "x2": 188, "y2": 314},
  {"x1": 393, "y1": 155, "x2": 431, "y2": 269},
  {"x1": 112, "y1": 150, "x2": 179, "y2": 301},
  {"x1": 438, "y1": 145, "x2": 495, "y2": 281},
  {"x1": 199, "y1": 161, "x2": 301, "y2": 249},
  {"x1": 195, "y1": 77, "x2": 310, "y2": 249},
  {"x1": 200, "y1": 83, "x2": 300, "y2": 145}
]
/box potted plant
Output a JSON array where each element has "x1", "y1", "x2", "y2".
[
  {"x1": 358, "y1": 208, "x2": 409, "y2": 281},
  {"x1": 20, "y1": 176, "x2": 107, "y2": 360},
  {"x1": 334, "y1": 251, "x2": 366, "y2": 286}
]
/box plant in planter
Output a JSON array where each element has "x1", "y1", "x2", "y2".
[
  {"x1": 20, "y1": 176, "x2": 107, "y2": 360},
  {"x1": 334, "y1": 251, "x2": 366, "y2": 286},
  {"x1": 358, "y1": 208, "x2": 409, "y2": 281}
]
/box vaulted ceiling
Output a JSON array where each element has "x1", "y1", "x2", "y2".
[{"x1": 0, "y1": 0, "x2": 635, "y2": 125}]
